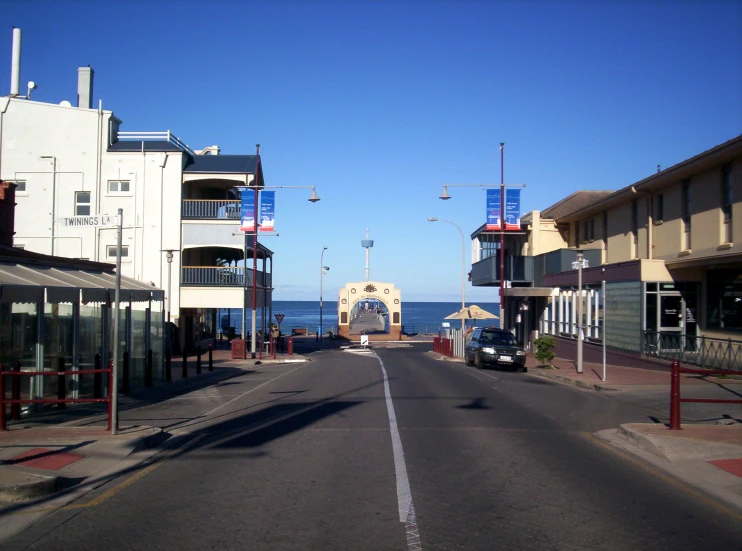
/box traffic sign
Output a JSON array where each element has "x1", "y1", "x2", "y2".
[
  {"x1": 360, "y1": 335, "x2": 369, "y2": 347},
  {"x1": 274, "y1": 314, "x2": 285, "y2": 324}
]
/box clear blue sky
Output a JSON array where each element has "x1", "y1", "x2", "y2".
[{"x1": 3, "y1": 0, "x2": 741, "y2": 302}]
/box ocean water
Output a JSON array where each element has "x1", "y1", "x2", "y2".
[{"x1": 219, "y1": 301, "x2": 500, "y2": 335}]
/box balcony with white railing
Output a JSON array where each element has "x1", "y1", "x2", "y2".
[
  {"x1": 181, "y1": 266, "x2": 271, "y2": 288},
  {"x1": 182, "y1": 199, "x2": 241, "y2": 220}
]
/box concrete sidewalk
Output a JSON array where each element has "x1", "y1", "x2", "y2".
[{"x1": 0, "y1": 347, "x2": 308, "y2": 505}]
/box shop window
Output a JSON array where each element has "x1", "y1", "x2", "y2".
[{"x1": 707, "y1": 270, "x2": 742, "y2": 331}]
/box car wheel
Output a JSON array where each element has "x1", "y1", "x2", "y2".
[
  {"x1": 512, "y1": 365, "x2": 525, "y2": 373},
  {"x1": 475, "y1": 353, "x2": 484, "y2": 370},
  {"x1": 466, "y1": 353, "x2": 474, "y2": 367}
]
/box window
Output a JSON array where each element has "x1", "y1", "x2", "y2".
[
  {"x1": 682, "y1": 179, "x2": 691, "y2": 249},
  {"x1": 107, "y1": 180, "x2": 131, "y2": 194},
  {"x1": 583, "y1": 221, "x2": 589, "y2": 242},
  {"x1": 631, "y1": 199, "x2": 639, "y2": 258},
  {"x1": 603, "y1": 212, "x2": 608, "y2": 254},
  {"x1": 106, "y1": 245, "x2": 129, "y2": 258},
  {"x1": 8, "y1": 180, "x2": 27, "y2": 196},
  {"x1": 75, "y1": 191, "x2": 91, "y2": 215},
  {"x1": 656, "y1": 193, "x2": 664, "y2": 222},
  {"x1": 575, "y1": 222, "x2": 580, "y2": 246},
  {"x1": 707, "y1": 269, "x2": 742, "y2": 331},
  {"x1": 589, "y1": 218, "x2": 595, "y2": 241},
  {"x1": 722, "y1": 164, "x2": 733, "y2": 243}
]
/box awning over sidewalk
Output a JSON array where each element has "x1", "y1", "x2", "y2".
[
  {"x1": 504, "y1": 287, "x2": 560, "y2": 297},
  {"x1": 0, "y1": 263, "x2": 164, "y2": 304}
]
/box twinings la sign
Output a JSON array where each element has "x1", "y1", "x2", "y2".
[{"x1": 61, "y1": 214, "x2": 120, "y2": 227}]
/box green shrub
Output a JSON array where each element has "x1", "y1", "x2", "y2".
[{"x1": 533, "y1": 335, "x2": 557, "y2": 365}]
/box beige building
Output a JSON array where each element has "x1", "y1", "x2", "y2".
[{"x1": 470, "y1": 135, "x2": 741, "y2": 368}]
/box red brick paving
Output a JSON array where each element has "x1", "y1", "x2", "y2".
[
  {"x1": 708, "y1": 458, "x2": 742, "y2": 478},
  {"x1": 11, "y1": 447, "x2": 85, "y2": 470}
]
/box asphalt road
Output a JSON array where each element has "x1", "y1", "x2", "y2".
[{"x1": 8, "y1": 344, "x2": 742, "y2": 550}]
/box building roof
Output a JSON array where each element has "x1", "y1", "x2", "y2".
[
  {"x1": 559, "y1": 134, "x2": 742, "y2": 222},
  {"x1": 108, "y1": 141, "x2": 184, "y2": 153},
  {"x1": 0, "y1": 246, "x2": 163, "y2": 304},
  {"x1": 539, "y1": 190, "x2": 615, "y2": 220}
]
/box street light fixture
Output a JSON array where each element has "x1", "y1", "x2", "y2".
[
  {"x1": 428, "y1": 217, "x2": 466, "y2": 332},
  {"x1": 237, "y1": 160, "x2": 321, "y2": 358},
  {"x1": 320, "y1": 246, "x2": 329, "y2": 341},
  {"x1": 438, "y1": 144, "x2": 523, "y2": 331}
]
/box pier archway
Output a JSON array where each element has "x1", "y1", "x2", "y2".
[{"x1": 337, "y1": 281, "x2": 402, "y2": 341}]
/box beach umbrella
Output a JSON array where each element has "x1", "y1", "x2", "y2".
[{"x1": 444, "y1": 305, "x2": 499, "y2": 320}]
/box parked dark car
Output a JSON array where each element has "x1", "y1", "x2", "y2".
[{"x1": 465, "y1": 327, "x2": 526, "y2": 371}]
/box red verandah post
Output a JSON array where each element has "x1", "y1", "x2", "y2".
[
  {"x1": 670, "y1": 360, "x2": 681, "y2": 430},
  {"x1": 0, "y1": 362, "x2": 6, "y2": 431},
  {"x1": 107, "y1": 360, "x2": 115, "y2": 432}
]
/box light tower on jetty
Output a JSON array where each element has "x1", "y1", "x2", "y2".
[{"x1": 361, "y1": 228, "x2": 373, "y2": 282}]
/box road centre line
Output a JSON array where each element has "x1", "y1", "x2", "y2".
[{"x1": 375, "y1": 353, "x2": 423, "y2": 551}]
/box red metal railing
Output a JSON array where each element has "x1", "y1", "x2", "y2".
[
  {"x1": 0, "y1": 361, "x2": 113, "y2": 431},
  {"x1": 669, "y1": 360, "x2": 742, "y2": 430},
  {"x1": 433, "y1": 337, "x2": 454, "y2": 357}
]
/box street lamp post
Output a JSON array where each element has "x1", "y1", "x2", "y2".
[
  {"x1": 319, "y1": 246, "x2": 329, "y2": 341},
  {"x1": 237, "y1": 159, "x2": 321, "y2": 357},
  {"x1": 427, "y1": 218, "x2": 466, "y2": 331},
  {"x1": 438, "y1": 143, "x2": 523, "y2": 333}
]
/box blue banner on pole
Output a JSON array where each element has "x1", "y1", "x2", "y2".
[
  {"x1": 505, "y1": 188, "x2": 521, "y2": 230},
  {"x1": 259, "y1": 191, "x2": 275, "y2": 232},
  {"x1": 240, "y1": 189, "x2": 255, "y2": 232},
  {"x1": 486, "y1": 189, "x2": 501, "y2": 230}
]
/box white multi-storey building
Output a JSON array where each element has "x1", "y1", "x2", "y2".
[{"x1": 0, "y1": 31, "x2": 272, "y2": 350}]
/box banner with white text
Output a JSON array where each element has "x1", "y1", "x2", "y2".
[
  {"x1": 259, "y1": 191, "x2": 275, "y2": 232},
  {"x1": 505, "y1": 188, "x2": 521, "y2": 230},
  {"x1": 486, "y1": 189, "x2": 501, "y2": 230},
  {"x1": 240, "y1": 189, "x2": 255, "y2": 232}
]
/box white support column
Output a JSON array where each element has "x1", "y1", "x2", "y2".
[
  {"x1": 594, "y1": 289, "x2": 600, "y2": 339},
  {"x1": 33, "y1": 299, "x2": 45, "y2": 410},
  {"x1": 72, "y1": 299, "x2": 80, "y2": 399},
  {"x1": 570, "y1": 291, "x2": 577, "y2": 337},
  {"x1": 585, "y1": 289, "x2": 592, "y2": 338},
  {"x1": 559, "y1": 293, "x2": 565, "y2": 334}
]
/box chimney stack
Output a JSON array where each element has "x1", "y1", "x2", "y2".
[
  {"x1": 10, "y1": 28, "x2": 21, "y2": 96},
  {"x1": 77, "y1": 66, "x2": 94, "y2": 109}
]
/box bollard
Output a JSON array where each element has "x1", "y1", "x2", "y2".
[
  {"x1": 145, "y1": 349, "x2": 153, "y2": 387},
  {"x1": 165, "y1": 348, "x2": 172, "y2": 382},
  {"x1": 0, "y1": 363, "x2": 5, "y2": 430},
  {"x1": 57, "y1": 357, "x2": 67, "y2": 409},
  {"x1": 288, "y1": 337, "x2": 293, "y2": 356},
  {"x1": 182, "y1": 347, "x2": 189, "y2": 378},
  {"x1": 669, "y1": 360, "x2": 681, "y2": 430},
  {"x1": 122, "y1": 351, "x2": 130, "y2": 393},
  {"x1": 208, "y1": 343, "x2": 213, "y2": 371},
  {"x1": 271, "y1": 337, "x2": 276, "y2": 359},
  {"x1": 106, "y1": 361, "x2": 114, "y2": 432},
  {"x1": 196, "y1": 345, "x2": 202, "y2": 374},
  {"x1": 11, "y1": 361, "x2": 21, "y2": 420},
  {"x1": 94, "y1": 354, "x2": 102, "y2": 398}
]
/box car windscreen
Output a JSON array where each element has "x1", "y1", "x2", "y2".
[{"x1": 479, "y1": 332, "x2": 517, "y2": 346}]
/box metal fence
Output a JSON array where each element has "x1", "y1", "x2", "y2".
[
  {"x1": 182, "y1": 199, "x2": 241, "y2": 219},
  {"x1": 643, "y1": 331, "x2": 742, "y2": 372}
]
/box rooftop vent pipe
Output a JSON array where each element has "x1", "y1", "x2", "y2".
[{"x1": 10, "y1": 28, "x2": 21, "y2": 96}]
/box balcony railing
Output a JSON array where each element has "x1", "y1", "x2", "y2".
[
  {"x1": 471, "y1": 255, "x2": 533, "y2": 286},
  {"x1": 643, "y1": 330, "x2": 742, "y2": 372},
  {"x1": 182, "y1": 200, "x2": 241, "y2": 220},
  {"x1": 181, "y1": 267, "x2": 271, "y2": 288},
  {"x1": 117, "y1": 131, "x2": 195, "y2": 155}
]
